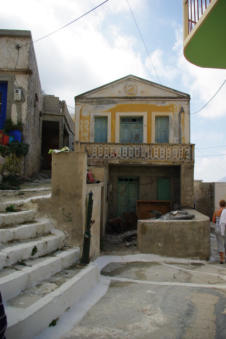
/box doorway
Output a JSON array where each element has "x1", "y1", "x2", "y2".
[{"x1": 117, "y1": 177, "x2": 139, "y2": 217}]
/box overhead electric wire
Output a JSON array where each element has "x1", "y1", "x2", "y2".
[
  {"x1": 125, "y1": 0, "x2": 162, "y2": 84},
  {"x1": 33, "y1": 0, "x2": 111, "y2": 43},
  {"x1": 191, "y1": 80, "x2": 226, "y2": 116}
]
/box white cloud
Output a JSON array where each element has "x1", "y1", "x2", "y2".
[
  {"x1": 145, "y1": 49, "x2": 179, "y2": 83},
  {"x1": 195, "y1": 154, "x2": 226, "y2": 182}
]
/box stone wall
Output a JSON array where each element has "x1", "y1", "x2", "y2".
[
  {"x1": 137, "y1": 209, "x2": 210, "y2": 259},
  {"x1": 24, "y1": 36, "x2": 42, "y2": 176},
  {"x1": 194, "y1": 180, "x2": 214, "y2": 218},
  {"x1": 89, "y1": 165, "x2": 108, "y2": 236},
  {"x1": 51, "y1": 151, "x2": 87, "y2": 247},
  {"x1": 214, "y1": 182, "x2": 226, "y2": 211},
  {"x1": 181, "y1": 163, "x2": 194, "y2": 208},
  {"x1": 45, "y1": 151, "x2": 102, "y2": 259}
]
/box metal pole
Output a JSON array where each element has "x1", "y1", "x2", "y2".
[{"x1": 80, "y1": 191, "x2": 93, "y2": 265}]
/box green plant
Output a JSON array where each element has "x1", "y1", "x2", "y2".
[
  {"x1": 3, "y1": 119, "x2": 14, "y2": 134},
  {"x1": 49, "y1": 318, "x2": 59, "y2": 327},
  {"x1": 12, "y1": 121, "x2": 23, "y2": 131},
  {"x1": 3, "y1": 119, "x2": 23, "y2": 134},
  {"x1": 31, "y1": 246, "x2": 38, "y2": 256},
  {"x1": 5, "y1": 204, "x2": 17, "y2": 212},
  {"x1": 8, "y1": 142, "x2": 29, "y2": 157},
  {"x1": 0, "y1": 175, "x2": 21, "y2": 190},
  {"x1": 0, "y1": 142, "x2": 29, "y2": 158},
  {"x1": 0, "y1": 145, "x2": 10, "y2": 157}
]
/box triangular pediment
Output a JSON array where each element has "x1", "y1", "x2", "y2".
[{"x1": 75, "y1": 75, "x2": 189, "y2": 99}]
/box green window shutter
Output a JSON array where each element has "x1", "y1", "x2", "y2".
[
  {"x1": 94, "y1": 116, "x2": 107, "y2": 142},
  {"x1": 155, "y1": 116, "x2": 169, "y2": 143}
]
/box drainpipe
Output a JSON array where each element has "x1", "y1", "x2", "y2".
[{"x1": 178, "y1": 106, "x2": 184, "y2": 144}]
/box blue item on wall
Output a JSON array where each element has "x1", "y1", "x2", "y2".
[{"x1": 9, "y1": 130, "x2": 22, "y2": 142}]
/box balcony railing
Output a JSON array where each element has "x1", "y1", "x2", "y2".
[
  {"x1": 80, "y1": 143, "x2": 194, "y2": 162},
  {"x1": 184, "y1": 0, "x2": 212, "y2": 37}
]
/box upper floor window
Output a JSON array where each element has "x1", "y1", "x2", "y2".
[
  {"x1": 94, "y1": 116, "x2": 108, "y2": 143},
  {"x1": 120, "y1": 117, "x2": 143, "y2": 144},
  {"x1": 155, "y1": 116, "x2": 169, "y2": 143}
]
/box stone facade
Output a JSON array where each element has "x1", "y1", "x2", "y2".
[
  {"x1": 75, "y1": 75, "x2": 194, "y2": 223},
  {"x1": 0, "y1": 29, "x2": 74, "y2": 177},
  {"x1": 0, "y1": 30, "x2": 42, "y2": 176}
]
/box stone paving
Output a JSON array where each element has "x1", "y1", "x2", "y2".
[{"x1": 36, "y1": 232, "x2": 226, "y2": 339}]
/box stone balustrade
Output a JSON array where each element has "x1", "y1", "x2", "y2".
[{"x1": 80, "y1": 143, "x2": 194, "y2": 163}]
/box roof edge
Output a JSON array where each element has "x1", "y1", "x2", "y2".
[
  {"x1": 0, "y1": 29, "x2": 32, "y2": 38},
  {"x1": 74, "y1": 74, "x2": 190, "y2": 100}
]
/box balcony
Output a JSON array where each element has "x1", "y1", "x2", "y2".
[
  {"x1": 183, "y1": 0, "x2": 226, "y2": 68},
  {"x1": 80, "y1": 143, "x2": 194, "y2": 164}
]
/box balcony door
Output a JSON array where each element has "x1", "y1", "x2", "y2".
[
  {"x1": 120, "y1": 117, "x2": 143, "y2": 143},
  {"x1": 94, "y1": 116, "x2": 107, "y2": 143},
  {"x1": 0, "y1": 82, "x2": 7, "y2": 129},
  {"x1": 155, "y1": 116, "x2": 169, "y2": 143}
]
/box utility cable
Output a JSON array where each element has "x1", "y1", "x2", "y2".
[
  {"x1": 125, "y1": 0, "x2": 162, "y2": 84},
  {"x1": 33, "y1": 0, "x2": 111, "y2": 43},
  {"x1": 12, "y1": 0, "x2": 111, "y2": 86},
  {"x1": 191, "y1": 80, "x2": 226, "y2": 115}
]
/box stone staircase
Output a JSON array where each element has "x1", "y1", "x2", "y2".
[{"x1": 0, "y1": 184, "x2": 99, "y2": 339}]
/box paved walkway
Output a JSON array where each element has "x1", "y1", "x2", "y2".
[{"x1": 36, "y1": 233, "x2": 226, "y2": 339}]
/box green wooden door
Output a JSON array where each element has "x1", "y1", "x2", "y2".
[
  {"x1": 117, "y1": 177, "x2": 139, "y2": 216},
  {"x1": 94, "y1": 116, "x2": 107, "y2": 142},
  {"x1": 157, "y1": 177, "x2": 171, "y2": 200},
  {"x1": 155, "y1": 116, "x2": 169, "y2": 143},
  {"x1": 120, "y1": 117, "x2": 143, "y2": 143}
]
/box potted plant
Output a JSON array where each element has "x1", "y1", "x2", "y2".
[{"x1": 3, "y1": 119, "x2": 23, "y2": 143}]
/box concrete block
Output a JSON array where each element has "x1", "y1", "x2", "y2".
[
  {"x1": 138, "y1": 209, "x2": 210, "y2": 259},
  {"x1": 0, "y1": 248, "x2": 80, "y2": 301},
  {"x1": 6, "y1": 264, "x2": 99, "y2": 339}
]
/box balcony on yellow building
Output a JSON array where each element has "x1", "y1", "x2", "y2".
[
  {"x1": 183, "y1": 0, "x2": 226, "y2": 68},
  {"x1": 80, "y1": 142, "x2": 194, "y2": 164}
]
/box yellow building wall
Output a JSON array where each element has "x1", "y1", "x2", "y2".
[{"x1": 78, "y1": 101, "x2": 188, "y2": 144}]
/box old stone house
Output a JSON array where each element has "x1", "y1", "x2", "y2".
[
  {"x1": 0, "y1": 29, "x2": 74, "y2": 177},
  {"x1": 75, "y1": 75, "x2": 194, "y2": 233}
]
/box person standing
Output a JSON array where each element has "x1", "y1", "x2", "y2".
[{"x1": 212, "y1": 199, "x2": 226, "y2": 264}]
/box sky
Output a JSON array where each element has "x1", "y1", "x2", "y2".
[{"x1": 1, "y1": 0, "x2": 226, "y2": 182}]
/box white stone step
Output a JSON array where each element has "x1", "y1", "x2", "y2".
[
  {"x1": 0, "y1": 209, "x2": 36, "y2": 227},
  {"x1": 0, "y1": 218, "x2": 53, "y2": 243},
  {"x1": 0, "y1": 194, "x2": 51, "y2": 212},
  {"x1": 0, "y1": 187, "x2": 51, "y2": 202},
  {"x1": 0, "y1": 229, "x2": 65, "y2": 269},
  {"x1": 0, "y1": 248, "x2": 80, "y2": 301},
  {"x1": 5, "y1": 263, "x2": 99, "y2": 339}
]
